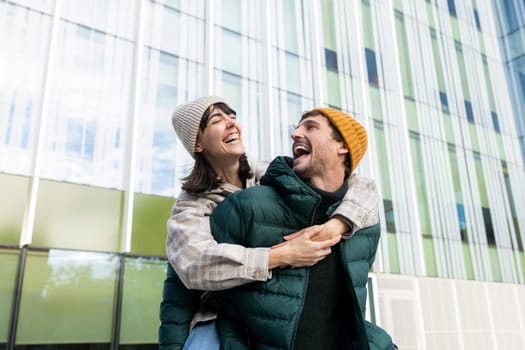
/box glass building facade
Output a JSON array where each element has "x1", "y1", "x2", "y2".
[
  {"x1": 492, "y1": 0, "x2": 525, "y2": 164},
  {"x1": 1, "y1": 0, "x2": 524, "y2": 349}
]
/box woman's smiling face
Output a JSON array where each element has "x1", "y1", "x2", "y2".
[{"x1": 195, "y1": 105, "x2": 245, "y2": 162}]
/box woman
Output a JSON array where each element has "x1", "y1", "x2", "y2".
[{"x1": 159, "y1": 96, "x2": 379, "y2": 350}]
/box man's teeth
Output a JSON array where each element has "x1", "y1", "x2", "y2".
[{"x1": 294, "y1": 144, "x2": 310, "y2": 157}]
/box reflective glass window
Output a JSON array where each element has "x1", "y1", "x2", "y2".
[
  {"x1": 130, "y1": 193, "x2": 174, "y2": 256},
  {"x1": 16, "y1": 250, "x2": 119, "y2": 346},
  {"x1": 0, "y1": 173, "x2": 29, "y2": 245},
  {"x1": 447, "y1": 0, "x2": 457, "y2": 17},
  {"x1": 409, "y1": 132, "x2": 431, "y2": 235},
  {"x1": 395, "y1": 11, "x2": 414, "y2": 98},
  {"x1": 464, "y1": 100, "x2": 474, "y2": 123},
  {"x1": 41, "y1": 21, "x2": 134, "y2": 189},
  {"x1": 0, "y1": 248, "x2": 19, "y2": 344},
  {"x1": 325, "y1": 48, "x2": 338, "y2": 72},
  {"x1": 0, "y1": 3, "x2": 51, "y2": 175},
  {"x1": 119, "y1": 257, "x2": 167, "y2": 346},
  {"x1": 32, "y1": 180, "x2": 123, "y2": 252},
  {"x1": 61, "y1": 0, "x2": 137, "y2": 40},
  {"x1": 365, "y1": 48, "x2": 379, "y2": 86}
]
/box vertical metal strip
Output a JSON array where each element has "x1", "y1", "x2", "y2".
[
  {"x1": 20, "y1": 0, "x2": 62, "y2": 247},
  {"x1": 261, "y1": 0, "x2": 275, "y2": 156},
  {"x1": 121, "y1": 0, "x2": 146, "y2": 254},
  {"x1": 309, "y1": 0, "x2": 324, "y2": 106},
  {"x1": 7, "y1": 247, "x2": 28, "y2": 350},
  {"x1": 111, "y1": 254, "x2": 126, "y2": 350},
  {"x1": 205, "y1": 0, "x2": 215, "y2": 93}
]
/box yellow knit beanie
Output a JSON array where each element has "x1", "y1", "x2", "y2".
[{"x1": 313, "y1": 108, "x2": 368, "y2": 174}]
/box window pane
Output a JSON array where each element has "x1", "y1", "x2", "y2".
[
  {"x1": 130, "y1": 193, "x2": 174, "y2": 256},
  {"x1": 0, "y1": 248, "x2": 19, "y2": 343},
  {"x1": 41, "y1": 21, "x2": 134, "y2": 189},
  {"x1": 32, "y1": 180, "x2": 123, "y2": 252},
  {"x1": 119, "y1": 257, "x2": 167, "y2": 345},
  {"x1": 16, "y1": 250, "x2": 119, "y2": 345},
  {"x1": 0, "y1": 3, "x2": 52, "y2": 175},
  {"x1": 409, "y1": 132, "x2": 431, "y2": 235},
  {"x1": 0, "y1": 173, "x2": 29, "y2": 245},
  {"x1": 61, "y1": 0, "x2": 137, "y2": 40}
]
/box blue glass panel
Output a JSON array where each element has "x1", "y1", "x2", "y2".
[
  {"x1": 325, "y1": 48, "x2": 338, "y2": 72},
  {"x1": 464, "y1": 100, "x2": 474, "y2": 123},
  {"x1": 365, "y1": 48, "x2": 379, "y2": 86}
]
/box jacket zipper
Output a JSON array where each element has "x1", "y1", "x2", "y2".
[
  {"x1": 289, "y1": 268, "x2": 309, "y2": 350},
  {"x1": 289, "y1": 196, "x2": 321, "y2": 349}
]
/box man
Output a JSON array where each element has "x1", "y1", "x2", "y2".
[{"x1": 209, "y1": 108, "x2": 396, "y2": 349}]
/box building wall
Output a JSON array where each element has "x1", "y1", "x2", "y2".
[
  {"x1": 491, "y1": 0, "x2": 525, "y2": 164},
  {"x1": 1, "y1": 0, "x2": 524, "y2": 348}
]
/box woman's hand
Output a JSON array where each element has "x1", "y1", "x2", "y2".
[
  {"x1": 283, "y1": 217, "x2": 350, "y2": 242},
  {"x1": 268, "y1": 225, "x2": 341, "y2": 269}
]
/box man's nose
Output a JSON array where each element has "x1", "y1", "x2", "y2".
[{"x1": 291, "y1": 128, "x2": 302, "y2": 140}]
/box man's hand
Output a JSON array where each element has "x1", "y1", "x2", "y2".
[{"x1": 268, "y1": 225, "x2": 341, "y2": 269}]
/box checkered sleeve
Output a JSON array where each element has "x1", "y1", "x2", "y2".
[
  {"x1": 330, "y1": 174, "x2": 380, "y2": 237},
  {"x1": 166, "y1": 192, "x2": 270, "y2": 291}
]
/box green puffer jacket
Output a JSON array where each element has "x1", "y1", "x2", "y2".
[{"x1": 210, "y1": 156, "x2": 395, "y2": 350}]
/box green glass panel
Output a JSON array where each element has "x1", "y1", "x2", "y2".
[
  {"x1": 451, "y1": 16, "x2": 460, "y2": 41},
  {"x1": 409, "y1": 133, "x2": 432, "y2": 235},
  {"x1": 387, "y1": 233, "x2": 400, "y2": 274},
  {"x1": 431, "y1": 29, "x2": 445, "y2": 91},
  {"x1": 405, "y1": 98, "x2": 418, "y2": 132},
  {"x1": 373, "y1": 120, "x2": 391, "y2": 199},
  {"x1": 369, "y1": 86, "x2": 382, "y2": 120},
  {"x1": 361, "y1": 0, "x2": 374, "y2": 48},
  {"x1": 131, "y1": 193, "x2": 174, "y2": 256},
  {"x1": 220, "y1": 0, "x2": 241, "y2": 32},
  {"x1": 455, "y1": 42, "x2": 470, "y2": 100},
  {"x1": 462, "y1": 243, "x2": 475, "y2": 280},
  {"x1": 488, "y1": 246, "x2": 502, "y2": 282},
  {"x1": 426, "y1": 1, "x2": 434, "y2": 28},
  {"x1": 395, "y1": 11, "x2": 414, "y2": 99},
  {"x1": 120, "y1": 257, "x2": 167, "y2": 344},
  {"x1": 478, "y1": 31, "x2": 485, "y2": 54},
  {"x1": 16, "y1": 249, "x2": 118, "y2": 345},
  {"x1": 282, "y1": 0, "x2": 299, "y2": 53},
  {"x1": 423, "y1": 237, "x2": 437, "y2": 277},
  {"x1": 443, "y1": 113, "x2": 454, "y2": 144},
  {"x1": 393, "y1": 0, "x2": 403, "y2": 11},
  {"x1": 164, "y1": 0, "x2": 181, "y2": 10},
  {"x1": 473, "y1": 152, "x2": 489, "y2": 207},
  {"x1": 0, "y1": 173, "x2": 29, "y2": 245},
  {"x1": 32, "y1": 179, "x2": 123, "y2": 252},
  {"x1": 220, "y1": 29, "x2": 242, "y2": 76},
  {"x1": 469, "y1": 122, "x2": 480, "y2": 152},
  {"x1": 447, "y1": 144, "x2": 462, "y2": 203},
  {"x1": 519, "y1": 252, "x2": 525, "y2": 280},
  {"x1": 286, "y1": 53, "x2": 301, "y2": 95},
  {"x1": 321, "y1": 0, "x2": 336, "y2": 51},
  {"x1": 0, "y1": 249, "x2": 19, "y2": 343},
  {"x1": 482, "y1": 60, "x2": 496, "y2": 111},
  {"x1": 327, "y1": 70, "x2": 341, "y2": 108},
  {"x1": 496, "y1": 131, "x2": 505, "y2": 160}
]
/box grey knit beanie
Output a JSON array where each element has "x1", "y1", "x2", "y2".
[{"x1": 171, "y1": 96, "x2": 226, "y2": 158}]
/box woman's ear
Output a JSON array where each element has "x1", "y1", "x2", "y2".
[{"x1": 194, "y1": 142, "x2": 203, "y2": 153}]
